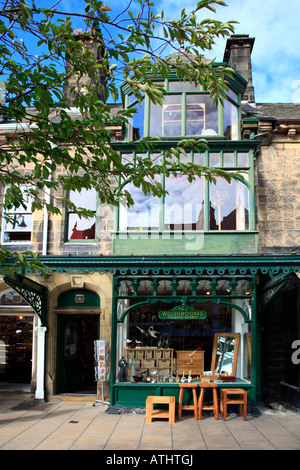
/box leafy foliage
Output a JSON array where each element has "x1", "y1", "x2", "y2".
[{"x1": 0, "y1": 0, "x2": 241, "y2": 273}]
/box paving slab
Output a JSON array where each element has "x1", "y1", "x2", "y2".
[{"x1": 0, "y1": 394, "x2": 299, "y2": 452}]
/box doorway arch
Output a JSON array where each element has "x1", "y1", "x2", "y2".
[{"x1": 56, "y1": 289, "x2": 100, "y2": 394}]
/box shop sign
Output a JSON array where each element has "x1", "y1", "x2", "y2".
[{"x1": 158, "y1": 305, "x2": 207, "y2": 320}]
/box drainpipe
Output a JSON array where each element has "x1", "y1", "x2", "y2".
[
  {"x1": 42, "y1": 142, "x2": 55, "y2": 256},
  {"x1": 42, "y1": 194, "x2": 50, "y2": 256}
]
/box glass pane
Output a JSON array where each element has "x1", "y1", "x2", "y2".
[
  {"x1": 223, "y1": 153, "x2": 235, "y2": 167},
  {"x1": 149, "y1": 102, "x2": 163, "y2": 136},
  {"x1": 68, "y1": 214, "x2": 96, "y2": 240},
  {"x1": 0, "y1": 291, "x2": 29, "y2": 306},
  {"x1": 69, "y1": 188, "x2": 96, "y2": 211},
  {"x1": 12, "y1": 186, "x2": 32, "y2": 213},
  {"x1": 3, "y1": 213, "x2": 32, "y2": 242},
  {"x1": 150, "y1": 95, "x2": 182, "y2": 137},
  {"x1": 209, "y1": 153, "x2": 220, "y2": 167},
  {"x1": 224, "y1": 99, "x2": 238, "y2": 139},
  {"x1": 164, "y1": 174, "x2": 204, "y2": 230},
  {"x1": 186, "y1": 95, "x2": 218, "y2": 136},
  {"x1": 238, "y1": 153, "x2": 249, "y2": 167},
  {"x1": 216, "y1": 279, "x2": 232, "y2": 295},
  {"x1": 4, "y1": 213, "x2": 32, "y2": 232},
  {"x1": 236, "y1": 280, "x2": 252, "y2": 295},
  {"x1": 131, "y1": 100, "x2": 145, "y2": 139},
  {"x1": 117, "y1": 300, "x2": 235, "y2": 382},
  {"x1": 169, "y1": 81, "x2": 200, "y2": 92},
  {"x1": 194, "y1": 153, "x2": 205, "y2": 166},
  {"x1": 210, "y1": 177, "x2": 249, "y2": 230},
  {"x1": 163, "y1": 96, "x2": 182, "y2": 136},
  {"x1": 119, "y1": 179, "x2": 160, "y2": 231},
  {"x1": 137, "y1": 280, "x2": 154, "y2": 295}
]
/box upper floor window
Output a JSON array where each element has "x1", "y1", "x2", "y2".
[
  {"x1": 66, "y1": 188, "x2": 96, "y2": 241},
  {"x1": 150, "y1": 94, "x2": 218, "y2": 137},
  {"x1": 118, "y1": 150, "x2": 252, "y2": 233},
  {"x1": 1, "y1": 186, "x2": 32, "y2": 243},
  {"x1": 125, "y1": 80, "x2": 240, "y2": 141}
]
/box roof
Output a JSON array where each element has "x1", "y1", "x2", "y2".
[{"x1": 242, "y1": 103, "x2": 300, "y2": 121}]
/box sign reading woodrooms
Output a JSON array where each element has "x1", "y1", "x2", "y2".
[{"x1": 158, "y1": 305, "x2": 207, "y2": 320}]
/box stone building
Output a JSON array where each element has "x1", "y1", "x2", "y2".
[{"x1": 0, "y1": 34, "x2": 299, "y2": 411}]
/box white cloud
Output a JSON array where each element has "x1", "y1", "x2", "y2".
[
  {"x1": 152, "y1": 0, "x2": 300, "y2": 102},
  {"x1": 51, "y1": 0, "x2": 300, "y2": 103}
]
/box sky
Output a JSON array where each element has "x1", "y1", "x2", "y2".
[{"x1": 27, "y1": 0, "x2": 300, "y2": 103}]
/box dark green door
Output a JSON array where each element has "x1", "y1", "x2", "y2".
[{"x1": 57, "y1": 315, "x2": 99, "y2": 393}]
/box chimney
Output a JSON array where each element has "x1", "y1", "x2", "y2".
[
  {"x1": 63, "y1": 29, "x2": 107, "y2": 107},
  {"x1": 223, "y1": 34, "x2": 255, "y2": 103}
]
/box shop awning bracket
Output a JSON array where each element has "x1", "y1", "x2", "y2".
[
  {"x1": 3, "y1": 274, "x2": 47, "y2": 327},
  {"x1": 259, "y1": 272, "x2": 292, "y2": 312}
]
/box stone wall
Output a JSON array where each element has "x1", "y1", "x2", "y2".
[{"x1": 256, "y1": 133, "x2": 300, "y2": 253}]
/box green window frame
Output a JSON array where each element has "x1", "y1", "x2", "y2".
[
  {"x1": 124, "y1": 80, "x2": 241, "y2": 141},
  {"x1": 117, "y1": 149, "x2": 254, "y2": 233}
]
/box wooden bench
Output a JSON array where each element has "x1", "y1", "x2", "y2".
[{"x1": 146, "y1": 396, "x2": 175, "y2": 423}]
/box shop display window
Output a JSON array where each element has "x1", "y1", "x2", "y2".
[
  {"x1": 0, "y1": 315, "x2": 33, "y2": 381},
  {"x1": 115, "y1": 276, "x2": 252, "y2": 385}
]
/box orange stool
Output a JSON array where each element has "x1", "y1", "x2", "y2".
[
  {"x1": 146, "y1": 396, "x2": 175, "y2": 423},
  {"x1": 178, "y1": 383, "x2": 198, "y2": 420},
  {"x1": 198, "y1": 383, "x2": 219, "y2": 420},
  {"x1": 220, "y1": 388, "x2": 247, "y2": 421}
]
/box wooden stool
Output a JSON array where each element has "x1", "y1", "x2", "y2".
[
  {"x1": 178, "y1": 383, "x2": 198, "y2": 420},
  {"x1": 198, "y1": 383, "x2": 219, "y2": 420},
  {"x1": 220, "y1": 388, "x2": 247, "y2": 421},
  {"x1": 146, "y1": 396, "x2": 175, "y2": 423}
]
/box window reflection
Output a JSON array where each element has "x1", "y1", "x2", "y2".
[
  {"x1": 68, "y1": 188, "x2": 96, "y2": 240},
  {"x1": 224, "y1": 99, "x2": 238, "y2": 139},
  {"x1": 164, "y1": 174, "x2": 204, "y2": 230},
  {"x1": 149, "y1": 93, "x2": 218, "y2": 137},
  {"x1": 119, "y1": 178, "x2": 160, "y2": 231},
  {"x1": 2, "y1": 186, "x2": 33, "y2": 243},
  {"x1": 210, "y1": 178, "x2": 249, "y2": 230},
  {"x1": 118, "y1": 154, "x2": 251, "y2": 233}
]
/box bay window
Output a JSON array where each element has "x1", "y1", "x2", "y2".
[
  {"x1": 118, "y1": 151, "x2": 252, "y2": 233},
  {"x1": 124, "y1": 80, "x2": 241, "y2": 140}
]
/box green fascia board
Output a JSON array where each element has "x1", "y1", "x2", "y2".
[
  {"x1": 7, "y1": 254, "x2": 299, "y2": 276},
  {"x1": 120, "y1": 61, "x2": 248, "y2": 98},
  {"x1": 112, "y1": 231, "x2": 258, "y2": 256},
  {"x1": 111, "y1": 139, "x2": 260, "y2": 153}
]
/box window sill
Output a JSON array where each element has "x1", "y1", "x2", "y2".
[
  {"x1": 2, "y1": 241, "x2": 32, "y2": 245},
  {"x1": 64, "y1": 241, "x2": 98, "y2": 245}
]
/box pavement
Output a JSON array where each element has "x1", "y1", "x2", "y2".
[{"x1": 0, "y1": 386, "x2": 299, "y2": 454}]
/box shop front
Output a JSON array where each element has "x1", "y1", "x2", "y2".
[
  {"x1": 0, "y1": 289, "x2": 35, "y2": 385},
  {"x1": 111, "y1": 259, "x2": 257, "y2": 408}
]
